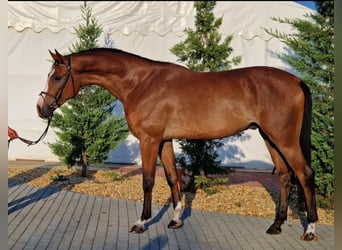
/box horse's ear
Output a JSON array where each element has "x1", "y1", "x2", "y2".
[
  {"x1": 55, "y1": 49, "x2": 66, "y2": 63},
  {"x1": 55, "y1": 49, "x2": 62, "y2": 58},
  {"x1": 49, "y1": 49, "x2": 65, "y2": 64},
  {"x1": 49, "y1": 49, "x2": 59, "y2": 62}
]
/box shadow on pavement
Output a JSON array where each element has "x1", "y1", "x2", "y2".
[{"x1": 8, "y1": 164, "x2": 92, "y2": 215}]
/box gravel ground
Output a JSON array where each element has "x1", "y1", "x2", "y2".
[{"x1": 8, "y1": 166, "x2": 333, "y2": 225}]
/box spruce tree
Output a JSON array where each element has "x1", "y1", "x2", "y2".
[
  {"x1": 48, "y1": 2, "x2": 128, "y2": 177},
  {"x1": 170, "y1": 1, "x2": 241, "y2": 190},
  {"x1": 264, "y1": 1, "x2": 334, "y2": 199}
]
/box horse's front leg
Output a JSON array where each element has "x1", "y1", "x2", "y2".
[
  {"x1": 159, "y1": 140, "x2": 183, "y2": 229},
  {"x1": 129, "y1": 137, "x2": 160, "y2": 234}
]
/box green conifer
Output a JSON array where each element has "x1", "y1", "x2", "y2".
[
  {"x1": 48, "y1": 2, "x2": 128, "y2": 177},
  {"x1": 170, "y1": 1, "x2": 241, "y2": 190}
]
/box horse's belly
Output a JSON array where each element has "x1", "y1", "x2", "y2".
[{"x1": 164, "y1": 117, "x2": 248, "y2": 140}]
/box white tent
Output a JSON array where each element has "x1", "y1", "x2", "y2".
[{"x1": 8, "y1": 1, "x2": 314, "y2": 169}]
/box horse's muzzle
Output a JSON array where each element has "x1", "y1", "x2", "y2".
[{"x1": 36, "y1": 96, "x2": 54, "y2": 119}]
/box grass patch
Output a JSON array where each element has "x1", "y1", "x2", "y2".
[
  {"x1": 103, "y1": 170, "x2": 127, "y2": 182},
  {"x1": 194, "y1": 175, "x2": 229, "y2": 195},
  {"x1": 49, "y1": 169, "x2": 68, "y2": 182}
]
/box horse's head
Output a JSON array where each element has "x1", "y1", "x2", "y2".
[{"x1": 36, "y1": 50, "x2": 79, "y2": 119}]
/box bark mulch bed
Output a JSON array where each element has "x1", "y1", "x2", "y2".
[{"x1": 8, "y1": 166, "x2": 333, "y2": 225}]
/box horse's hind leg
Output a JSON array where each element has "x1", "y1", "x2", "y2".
[
  {"x1": 264, "y1": 141, "x2": 293, "y2": 235},
  {"x1": 159, "y1": 140, "x2": 183, "y2": 229},
  {"x1": 299, "y1": 169, "x2": 318, "y2": 241},
  {"x1": 287, "y1": 151, "x2": 318, "y2": 241},
  {"x1": 268, "y1": 140, "x2": 318, "y2": 241}
]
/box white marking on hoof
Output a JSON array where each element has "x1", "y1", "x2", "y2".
[
  {"x1": 305, "y1": 223, "x2": 316, "y2": 235},
  {"x1": 130, "y1": 219, "x2": 147, "y2": 233},
  {"x1": 134, "y1": 218, "x2": 146, "y2": 227},
  {"x1": 173, "y1": 201, "x2": 182, "y2": 222},
  {"x1": 301, "y1": 223, "x2": 317, "y2": 241}
]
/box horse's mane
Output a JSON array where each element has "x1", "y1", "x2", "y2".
[{"x1": 70, "y1": 48, "x2": 178, "y2": 67}]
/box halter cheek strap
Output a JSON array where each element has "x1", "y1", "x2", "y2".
[
  {"x1": 39, "y1": 55, "x2": 75, "y2": 109},
  {"x1": 8, "y1": 56, "x2": 75, "y2": 148}
]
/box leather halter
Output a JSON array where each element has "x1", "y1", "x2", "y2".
[
  {"x1": 8, "y1": 56, "x2": 76, "y2": 147},
  {"x1": 39, "y1": 55, "x2": 75, "y2": 111}
]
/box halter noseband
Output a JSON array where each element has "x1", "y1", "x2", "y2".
[
  {"x1": 9, "y1": 56, "x2": 76, "y2": 148},
  {"x1": 13, "y1": 55, "x2": 76, "y2": 147},
  {"x1": 39, "y1": 55, "x2": 76, "y2": 111}
]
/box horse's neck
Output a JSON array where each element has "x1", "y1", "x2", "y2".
[{"x1": 73, "y1": 52, "x2": 149, "y2": 103}]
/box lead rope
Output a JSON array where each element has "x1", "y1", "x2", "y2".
[{"x1": 8, "y1": 114, "x2": 53, "y2": 148}]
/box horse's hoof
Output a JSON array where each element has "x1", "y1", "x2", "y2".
[
  {"x1": 266, "y1": 225, "x2": 282, "y2": 235},
  {"x1": 168, "y1": 220, "x2": 183, "y2": 229},
  {"x1": 129, "y1": 224, "x2": 146, "y2": 234},
  {"x1": 300, "y1": 232, "x2": 318, "y2": 241}
]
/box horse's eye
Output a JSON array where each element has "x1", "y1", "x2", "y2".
[{"x1": 54, "y1": 76, "x2": 62, "y2": 82}]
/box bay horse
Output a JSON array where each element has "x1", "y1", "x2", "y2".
[{"x1": 36, "y1": 48, "x2": 318, "y2": 241}]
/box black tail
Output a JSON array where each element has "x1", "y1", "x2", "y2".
[{"x1": 300, "y1": 81, "x2": 312, "y2": 166}]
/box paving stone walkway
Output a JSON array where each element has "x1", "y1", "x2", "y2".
[{"x1": 8, "y1": 180, "x2": 334, "y2": 250}]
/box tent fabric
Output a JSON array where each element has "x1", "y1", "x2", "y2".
[
  {"x1": 8, "y1": 1, "x2": 311, "y2": 39},
  {"x1": 8, "y1": 1, "x2": 194, "y2": 36},
  {"x1": 8, "y1": 1, "x2": 314, "y2": 169}
]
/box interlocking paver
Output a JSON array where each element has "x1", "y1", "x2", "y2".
[{"x1": 8, "y1": 181, "x2": 334, "y2": 249}]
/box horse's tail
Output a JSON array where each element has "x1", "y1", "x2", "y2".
[{"x1": 300, "y1": 81, "x2": 312, "y2": 166}]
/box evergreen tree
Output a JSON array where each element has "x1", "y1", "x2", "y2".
[
  {"x1": 48, "y1": 2, "x2": 128, "y2": 177},
  {"x1": 264, "y1": 1, "x2": 334, "y2": 199},
  {"x1": 170, "y1": 1, "x2": 241, "y2": 190}
]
